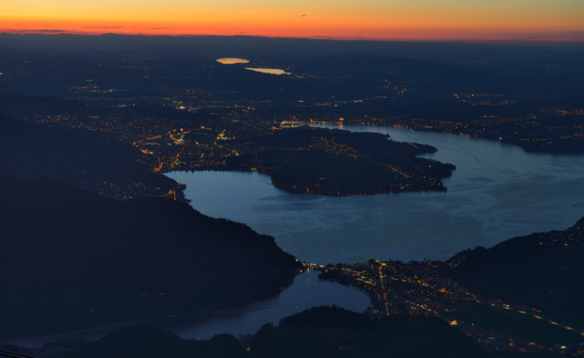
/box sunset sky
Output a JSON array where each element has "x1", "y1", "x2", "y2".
[{"x1": 2, "y1": 0, "x2": 583, "y2": 41}]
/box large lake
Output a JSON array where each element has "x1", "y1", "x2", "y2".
[
  {"x1": 8, "y1": 124, "x2": 583, "y2": 347},
  {"x1": 166, "y1": 124, "x2": 584, "y2": 264}
]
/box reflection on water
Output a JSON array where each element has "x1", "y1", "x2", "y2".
[
  {"x1": 167, "y1": 124, "x2": 584, "y2": 264},
  {"x1": 216, "y1": 58, "x2": 250, "y2": 64},
  {"x1": 168, "y1": 270, "x2": 370, "y2": 340},
  {"x1": 245, "y1": 68, "x2": 291, "y2": 75},
  {"x1": 5, "y1": 271, "x2": 370, "y2": 347}
]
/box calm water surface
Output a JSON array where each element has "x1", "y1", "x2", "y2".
[
  {"x1": 168, "y1": 269, "x2": 369, "y2": 340},
  {"x1": 166, "y1": 124, "x2": 584, "y2": 264}
]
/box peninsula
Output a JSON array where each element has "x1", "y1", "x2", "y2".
[{"x1": 183, "y1": 127, "x2": 456, "y2": 196}]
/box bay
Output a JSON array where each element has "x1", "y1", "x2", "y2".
[
  {"x1": 166, "y1": 124, "x2": 584, "y2": 264},
  {"x1": 168, "y1": 269, "x2": 369, "y2": 340}
]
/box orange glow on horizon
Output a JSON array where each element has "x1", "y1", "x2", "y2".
[{"x1": 2, "y1": 0, "x2": 584, "y2": 42}]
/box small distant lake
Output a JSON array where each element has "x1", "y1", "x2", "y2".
[
  {"x1": 166, "y1": 124, "x2": 584, "y2": 264},
  {"x1": 216, "y1": 58, "x2": 250, "y2": 64},
  {"x1": 245, "y1": 68, "x2": 291, "y2": 75},
  {"x1": 215, "y1": 58, "x2": 291, "y2": 75}
]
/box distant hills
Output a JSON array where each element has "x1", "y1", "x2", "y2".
[
  {"x1": 1, "y1": 40, "x2": 583, "y2": 155},
  {"x1": 290, "y1": 95, "x2": 584, "y2": 154},
  {"x1": 0, "y1": 175, "x2": 301, "y2": 340},
  {"x1": 1, "y1": 33, "x2": 583, "y2": 63}
]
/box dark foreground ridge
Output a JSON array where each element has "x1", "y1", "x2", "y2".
[
  {"x1": 3, "y1": 307, "x2": 487, "y2": 358},
  {"x1": 0, "y1": 175, "x2": 301, "y2": 340}
]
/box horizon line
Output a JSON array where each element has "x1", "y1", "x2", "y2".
[{"x1": 1, "y1": 31, "x2": 584, "y2": 46}]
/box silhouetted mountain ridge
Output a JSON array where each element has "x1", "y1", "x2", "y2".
[
  {"x1": 0, "y1": 175, "x2": 301, "y2": 340},
  {"x1": 23, "y1": 307, "x2": 487, "y2": 358},
  {"x1": 446, "y1": 216, "x2": 584, "y2": 326}
]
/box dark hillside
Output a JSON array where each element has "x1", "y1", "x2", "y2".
[
  {"x1": 41, "y1": 307, "x2": 487, "y2": 358},
  {"x1": 0, "y1": 115, "x2": 179, "y2": 198},
  {"x1": 0, "y1": 175, "x2": 301, "y2": 340},
  {"x1": 249, "y1": 306, "x2": 487, "y2": 358},
  {"x1": 446, "y1": 217, "x2": 584, "y2": 326},
  {"x1": 50, "y1": 327, "x2": 245, "y2": 358}
]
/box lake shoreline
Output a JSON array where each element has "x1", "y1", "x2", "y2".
[{"x1": 166, "y1": 124, "x2": 584, "y2": 265}]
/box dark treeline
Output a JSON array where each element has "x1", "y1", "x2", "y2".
[{"x1": 2, "y1": 33, "x2": 583, "y2": 66}]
